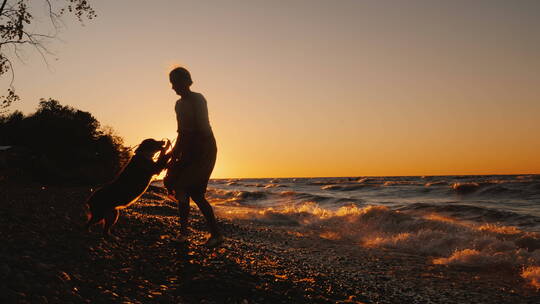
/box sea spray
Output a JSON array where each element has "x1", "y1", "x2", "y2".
[
  {"x1": 214, "y1": 201, "x2": 540, "y2": 282},
  {"x1": 154, "y1": 175, "x2": 540, "y2": 289},
  {"x1": 521, "y1": 266, "x2": 540, "y2": 289}
]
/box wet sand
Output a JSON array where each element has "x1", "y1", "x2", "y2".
[{"x1": 1, "y1": 183, "x2": 539, "y2": 303}]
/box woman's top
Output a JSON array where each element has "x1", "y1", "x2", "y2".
[
  {"x1": 175, "y1": 92, "x2": 213, "y2": 137},
  {"x1": 174, "y1": 92, "x2": 215, "y2": 162}
]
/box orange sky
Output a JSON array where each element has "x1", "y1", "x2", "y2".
[{"x1": 4, "y1": 0, "x2": 540, "y2": 178}]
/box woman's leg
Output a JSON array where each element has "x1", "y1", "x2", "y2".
[
  {"x1": 190, "y1": 192, "x2": 221, "y2": 237},
  {"x1": 175, "y1": 190, "x2": 190, "y2": 237}
]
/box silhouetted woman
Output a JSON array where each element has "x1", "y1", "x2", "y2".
[{"x1": 164, "y1": 67, "x2": 222, "y2": 247}]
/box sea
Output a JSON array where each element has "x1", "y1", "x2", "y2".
[
  {"x1": 205, "y1": 175, "x2": 540, "y2": 231},
  {"x1": 154, "y1": 174, "x2": 540, "y2": 280}
]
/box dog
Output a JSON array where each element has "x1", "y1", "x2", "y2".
[{"x1": 85, "y1": 138, "x2": 171, "y2": 238}]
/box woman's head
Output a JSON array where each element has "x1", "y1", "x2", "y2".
[{"x1": 169, "y1": 67, "x2": 193, "y2": 96}]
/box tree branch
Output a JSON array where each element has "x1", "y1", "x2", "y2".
[
  {"x1": 0, "y1": 0, "x2": 97, "y2": 112},
  {"x1": 0, "y1": 0, "x2": 8, "y2": 16}
]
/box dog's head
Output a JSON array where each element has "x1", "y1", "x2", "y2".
[{"x1": 135, "y1": 138, "x2": 167, "y2": 156}]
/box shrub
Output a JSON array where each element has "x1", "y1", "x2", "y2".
[{"x1": 0, "y1": 99, "x2": 131, "y2": 184}]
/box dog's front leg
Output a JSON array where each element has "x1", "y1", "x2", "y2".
[{"x1": 103, "y1": 209, "x2": 120, "y2": 240}]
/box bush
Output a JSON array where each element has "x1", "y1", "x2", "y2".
[{"x1": 0, "y1": 99, "x2": 131, "y2": 184}]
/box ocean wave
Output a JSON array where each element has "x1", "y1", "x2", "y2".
[
  {"x1": 432, "y1": 248, "x2": 515, "y2": 267},
  {"x1": 218, "y1": 201, "x2": 350, "y2": 226},
  {"x1": 278, "y1": 190, "x2": 339, "y2": 204},
  {"x1": 233, "y1": 190, "x2": 267, "y2": 200},
  {"x1": 356, "y1": 177, "x2": 369, "y2": 183},
  {"x1": 383, "y1": 181, "x2": 422, "y2": 186},
  {"x1": 206, "y1": 188, "x2": 267, "y2": 205},
  {"x1": 477, "y1": 185, "x2": 523, "y2": 196},
  {"x1": 208, "y1": 179, "x2": 227, "y2": 184},
  {"x1": 517, "y1": 174, "x2": 540, "y2": 180},
  {"x1": 451, "y1": 182, "x2": 481, "y2": 194},
  {"x1": 207, "y1": 187, "x2": 342, "y2": 207},
  {"x1": 306, "y1": 178, "x2": 363, "y2": 186},
  {"x1": 449, "y1": 181, "x2": 538, "y2": 198},
  {"x1": 484, "y1": 178, "x2": 537, "y2": 186},
  {"x1": 521, "y1": 266, "x2": 540, "y2": 289},
  {"x1": 424, "y1": 181, "x2": 448, "y2": 187},
  {"x1": 307, "y1": 180, "x2": 342, "y2": 186},
  {"x1": 399, "y1": 203, "x2": 540, "y2": 228},
  {"x1": 217, "y1": 202, "x2": 540, "y2": 276},
  {"x1": 335, "y1": 198, "x2": 364, "y2": 205},
  {"x1": 264, "y1": 184, "x2": 288, "y2": 189},
  {"x1": 321, "y1": 184, "x2": 373, "y2": 191},
  {"x1": 245, "y1": 183, "x2": 266, "y2": 187},
  {"x1": 279, "y1": 190, "x2": 297, "y2": 196}
]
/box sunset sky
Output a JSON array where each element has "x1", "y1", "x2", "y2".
[{"x1": 5, "y1": 0, "x2": 540, "y2": 178}]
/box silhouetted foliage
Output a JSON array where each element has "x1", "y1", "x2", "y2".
[
  {"x1": 0, "y1": 0, "x2": 96, "y2": 112},
  {"x1": 0, "y1": 98, "x2": 131, "y2": 184}
]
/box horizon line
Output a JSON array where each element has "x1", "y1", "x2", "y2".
[{"x1": 153, "y1": 172, "x2": 539, "y2": 181}]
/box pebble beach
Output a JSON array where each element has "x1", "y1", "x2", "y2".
[{"x1": 1, "y1": 182, "x2": 539, "y2": 303}]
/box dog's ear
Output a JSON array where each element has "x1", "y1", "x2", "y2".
[
  {"x1": 135, "y1": 139, "x2": 154, "y2": 154},
  {"x1": 136, "y1": 138, "x2": 165, "y2": 154},
  {"x1": 134, "y1": 144, "x2": 146, "y2": 154}
]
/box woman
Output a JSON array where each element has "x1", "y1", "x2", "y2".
[{"x1": 164, "y1": 67, "x2": 222, "y2": 247}]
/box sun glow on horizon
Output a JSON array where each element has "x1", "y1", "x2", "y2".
[{"x1": 6, "y1": 1, "x2": 540, "y2": 179}]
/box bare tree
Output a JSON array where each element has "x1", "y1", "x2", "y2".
[{"x1": 0, "y1": 0, "x2": 96, "y2": 113}]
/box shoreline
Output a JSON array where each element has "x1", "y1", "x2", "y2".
[{"x1": 1, "y1": 183, "x2": 539, "y2": 303}]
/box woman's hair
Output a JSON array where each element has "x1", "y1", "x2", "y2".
[{"x1": 169, "y1": 67, "x2": 193, "y2": 86}]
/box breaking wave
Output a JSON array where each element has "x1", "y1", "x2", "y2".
[
  {"x1": 264, "y1": 184, "x2": 288, "y2": 189},
  {"x1": 400, "y1": 203, "x2": 540, "y2": 229},
  {"x1": 450, "y1": 180, "x2": 534, "y2": 197},
  {"x1": 206, "y1": 188, "x2": 357, "y2": 207},
  {"x1": 206, "y1": 189, "x2": 267, "y2": 206},
  {"x1": 424, "y1": 181, "x2": 448, "y2": 187},
  {"x1": 217, "y1": 202, "x2": 540, "y2": 281},
  {"x1": 521, "y1": 266, "x2": 540, "y2": 289},
  {"x1": 321, "y1": 184, "x2": 373, "y2": 191},
  {"x1": 451, "y1": 182, "x2": 481, "y2": 194},
  {"x1": 156, "y1": 174, "x2": 540, "y2": 287}
]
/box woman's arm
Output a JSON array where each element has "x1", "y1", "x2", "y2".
[{"x1": 171, "y1": 135, "x2": 181, "y2": 160}]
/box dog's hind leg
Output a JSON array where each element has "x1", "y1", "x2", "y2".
[
  {"x1": 85, "y1": 214, "x2": 102, "y2": 232},
  {"x1": 103, "y1": 209, "x2": 120, "y2": 239}
]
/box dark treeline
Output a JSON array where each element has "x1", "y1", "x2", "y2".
[{"x1": 0, "y1": 99, "x2": 131, "y2": 184}]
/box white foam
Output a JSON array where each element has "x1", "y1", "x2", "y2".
[
  {"x1": 216, "y1": 202, "x2": 540, "y2": 273},
  {"x1": 521, "y1": 266, "x2": 540, "y2": 289}
]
